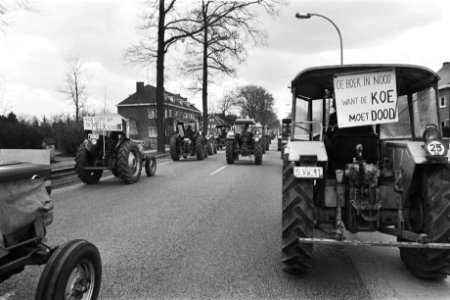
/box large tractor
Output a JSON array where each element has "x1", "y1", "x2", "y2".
[
  {"x1": 214, "y1": 124, "x2": 231, "y2": 150},
  {"x1": 282, "y1": 64, "x2": 450, "y2": 279},
  {"x1": 75, "y1": 114, "x2": 156, "y2": 185},
  {"x1": 226, "y1": 118, "x2": 263, "y2": 165},
  {"x1": 278, "y1": 118, "x2": 291, "y2": 151},
  {"x1": 169, "y1": 120, "x2": 207, "y2": 161}
]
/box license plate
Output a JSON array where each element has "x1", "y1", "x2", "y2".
[{"x1": 293, "y1": 166, "x2": 323, "y2": 179}]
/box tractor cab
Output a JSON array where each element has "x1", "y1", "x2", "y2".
[{"x1": 278, "y1": 118, "x2": 291, "y2": 151}]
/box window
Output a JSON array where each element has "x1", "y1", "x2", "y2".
[
  {"x1": 165, "y1": 109, "x2": 168, "y2": 118},
  {"x1": 183, "y1": 113, "x2": 187, "y2": 119},
  {"x1": 441, "y1": 121, "x2": 446, "y2": 128},
  {"x1": 440, "y1": 97, "x2": 446, "y2": 108},
  {"x1": 148, "y1": 126, "x2": 157, "y2": 137},
  {"x1": 147, "y1": 109, "x2": 157, "y2": 119}
]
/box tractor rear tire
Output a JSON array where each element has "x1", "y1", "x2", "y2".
[
  {"x1": 170, "y1": 136, "x2": 180, "y2": 161},
  {"x1": 196, "y1": 136, "x2": 205, "y2": 161},
  {"x1": 207, "y1": 142, "x2": 213, "y2": 155},
  {"x1": 226, "y1": 141, "x2": 235, "y2": 164},
  {"x1": 75, "y1": 144, "x2": 102, "y2": 184},
  {"x1": 116, "y1": 140, "x2": 142, "y2": 184},
  {"x1": 213, "y1": 143, "x2": 217, "y2": 154},
  {"x1": 400, "y1": 164, "x2": 450, "y2": 279},
  {"x1": 282, "y1": 160, "x2": 314, "y2": 274},
  {"x1": 255, "y1": 142, "x2": 263, "y2": 165}
]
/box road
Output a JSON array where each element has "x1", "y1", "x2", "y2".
[{"x1": 1, "y1": 144, "x2": 449, "y2": 300}]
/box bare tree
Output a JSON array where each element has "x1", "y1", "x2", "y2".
[
  {"x1": 0, "y1": 1, "x2": 35, "y2": 30},
  {"x1": 125, "y1": 0, "x2": 206, "y2": 153},
  {"x1": 182, "y1": 0, "x2": 282, "y2": 134},
  {"x1": 216, "y1": 90, "x2": 238, "y2": 116},
  {"x1": 58, "y1": 55, "x2": 88, "y2": 123},
  {"x1": 235, "y1": 85, "x2": 276, "y2": 125}
]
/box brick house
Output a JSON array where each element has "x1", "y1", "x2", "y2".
[
  {"x1": 117, "y1": 82, "x2": 202, "y2": 148},
  {"x1": 437, "y1": 62, "x2": 450, "y2": 128}
]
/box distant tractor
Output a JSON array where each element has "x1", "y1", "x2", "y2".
[
  {"x1": 214, "y1": 124, "x2": 231, "y2": 150},
  {"x1": 169, "y1": 121, "x2": 207, "y2": 161},
  {"x1": 75, "y1": 114, "x2": 156, "y2": 185},
  {"x1": 263, "y1": 125, "x2": 271, "y2": 151},
  {"x1": 282, "y1": 64, "x2": 450, "y2": 279},
  {"x1": 278, "y1": 118, "x2": 291, "y2": 151},
  {"x1": 225, "y1": 119, "x2": 263, "y2": 165}
]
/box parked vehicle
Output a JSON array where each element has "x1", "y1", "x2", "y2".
[
  {"x1": 282, "y1": 64, "x2": 450, "y2": 279},
  {"x1": 226, "y1": 119, "x2": 263, "y2": 165},
  {"x1": 75, "y1": 114, "x2": 156, "y2": 185},
  {"x1": 0, "y1": 161, "x2": 102, "y2": 299},
  {"x1": 169, "y1": 120, "x2": 207, "y2": 161}
]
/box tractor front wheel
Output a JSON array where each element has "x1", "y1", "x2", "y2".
[
  {"x1": 400, "y1": 165, "x2": 450, "y2": 279},
  {"x1": 282, "y1": 160, "x2": 314, "y2": 274},
  {"x1": 75, "y1": 144, "x2": 102, "y2": 184},
  {"x1": 116, "y1": 140, "x2": 142, "y2": 184}
]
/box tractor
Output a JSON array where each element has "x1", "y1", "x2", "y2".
[
  {"x1": 263, "y1": 125, "x2": 271, "y2": 151},
  {"x1": 169, "y1": 120, "x2": 207, "y2": 161},
  {"x1": 254, "y1": 122, "x2": 266, "y2": 154},
  {"x1": 278, "y1": 118, "x2": 291, "y2": 151},
  {"x1": 0, "y1": 161, "x2": 102, "y2": 299},
  {"x1": 282, "y1": 64, "x2": 450, "y2": 279},
  {"x1": 214, "y1": 124, "x2": 231, "y2": 150},
  {"x1": 75, "y1": 114, "x2": 157, "y2": 185},
  {"x1": 225, "y1": 118, "x2": 263, "y2": 165}
]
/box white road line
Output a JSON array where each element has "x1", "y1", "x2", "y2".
[
  {"x1": 210, "y1": 165, "x2": 227, "y2": 176},
  {"x1": 158, "y1": 161, "x2": 171, "y2": 166}
]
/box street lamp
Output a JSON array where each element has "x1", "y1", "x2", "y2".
[{"x1": 295, "y1": 12, "x2": 343, "y2": 65}]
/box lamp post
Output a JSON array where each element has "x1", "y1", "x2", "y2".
[{"x1": 295, "y1": 12, "x2": 343, "y2": 65}]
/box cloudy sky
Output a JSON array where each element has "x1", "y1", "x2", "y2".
[{"x1": 0, "y1": 0, "x2": 449, "y2": 121}]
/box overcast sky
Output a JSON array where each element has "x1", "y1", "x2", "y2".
[{"x1": 1, "y1": 0, "x2": 449, "y2": 121}]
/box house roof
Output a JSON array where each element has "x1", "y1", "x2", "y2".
[
  {"x1": 437, "y1": 62, "x2": 450, "y2": 89},
  {"x1": 117, "y1": 83, "x2": 201, "y2": 114},
  {"x1": 117, "y1": 85, "x2": 156, "y2": 106},
  {"x1": 207, "y1": 113, "x2": 225, "y2": 125}
]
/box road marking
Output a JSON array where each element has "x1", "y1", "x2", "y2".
[
  {"x1": 210, "y1": 166, "x2": 227, "y2": 176},
  {"x1": 158, "y1": 161, "x2": 171, "y2": 166}
]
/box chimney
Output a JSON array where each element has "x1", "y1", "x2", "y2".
[
  {"x1": 136, "y1": 81, "x2": 144, "y2": 93},
  {"x1": 443, "y1": 62, "x2": 450, "y2": 68}
]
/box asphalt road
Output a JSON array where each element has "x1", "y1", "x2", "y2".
[{"x1": 1, "y1": 143, "x2": 449, "y2": 300}]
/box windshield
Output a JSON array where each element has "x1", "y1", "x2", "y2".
[
  {"x1": 293, "y1": 99, "x2": 324, "y2": 140},
  {"x1": 380, "y1": 87, "x2": 438, "y2": 139}
]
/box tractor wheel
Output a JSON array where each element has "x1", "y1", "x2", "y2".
[
  {"x1": 213, "y1": 143, "x2": 217, "y2": 154},
  {"x1": 35, "y1": 239, "x2": 102, "y2": 300},
  {"x1": 116, "y1": 140, "x2": 142, "y2": 184},
  {"x1": 145, "y1": 157, "x2": 157, "y2": 177},
  {"x1": 254, "y1": 142, "x2": 263, "y2": 165},
  {"x1": 207, "y1": 142, "x2": 213, "y2": 155},
  {"x1": 282, "y1": 159, "x2": 314, "y2": 274},
  {"x1": 75, "y1": 144, "x2": 102, "y2": 184},
  {"x1": 169, "y1": 136, "x2": 180, "y2": 161},
  {"x1": 262, "y1": 141, "x2": 266, "y2": 154},
  {"x1": 266, "y1": 141, "x2": 269, "y2": 151},
  {"x1": 400, "y1": 165, "x2": 450, "y2": 279},
  {"x1": 196, "y1": 136, "x2": 205, "y2": 160},
  {"x1": 226, "y1": 141, "x2": 235, "y2": 164}
]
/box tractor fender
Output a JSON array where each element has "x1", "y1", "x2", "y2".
[{"x1": 287, "y1": 141, "x2": 328, "y2": 162}]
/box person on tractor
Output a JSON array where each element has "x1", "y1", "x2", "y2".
[{"x1": 185, "y1": 125, "x2": 194, "y2": 141}]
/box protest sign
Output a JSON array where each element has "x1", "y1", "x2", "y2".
[{"x1": 334, "y1": 69, "x2": 398, "y2": 128}]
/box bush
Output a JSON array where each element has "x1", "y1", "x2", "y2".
[{"x1": 54, "y1": 122, "x2": 85, "y2": 155}]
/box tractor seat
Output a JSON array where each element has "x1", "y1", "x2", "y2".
[{"x1": 330, "y1": 126, "x2": 379, "y2": 169}]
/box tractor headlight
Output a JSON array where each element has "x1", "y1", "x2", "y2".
[
  {"x1": 91, "y1": 138, "x2": 98, "y2": 145},
  {"x1": 254, "y1": 137, "x2": 260, "y2": 142},
  {"x1": 184, "y1": 138, "x2": 190, "y2": 143}
]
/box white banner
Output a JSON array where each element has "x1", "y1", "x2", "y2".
[
  {"x1": 334, "y1": 69, "x2": 398, "y2": 128},
  {"x1": 83, "y1": 115, "x2": 124, "y2": 131}
]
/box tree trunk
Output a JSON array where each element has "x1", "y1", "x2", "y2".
[
  {"x1": 201, "y1": 4, "x2": 208, "y2": 135},
  {"x1": 156, "y1": 0, "x2": 166, "y2": 153}
]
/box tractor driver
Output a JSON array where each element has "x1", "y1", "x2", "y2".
[{"x1": 185, "y1": 125, "x2": 194, "y2": 141}]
